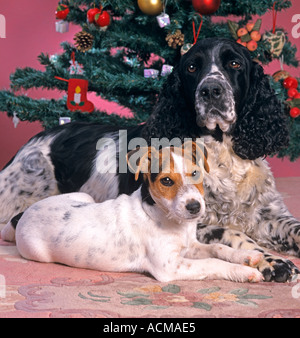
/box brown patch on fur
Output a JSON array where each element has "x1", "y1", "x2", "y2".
[
  {"x1": 149, "y1": 172, "x2": 183, "y2": 201},
  {"x1": 127, "y1": 141, "x2": 209, "y2": 201}
]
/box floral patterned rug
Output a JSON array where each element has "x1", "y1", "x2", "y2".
[{"x1": 0, "y1": 177, "x2": 300, "y2": 318}]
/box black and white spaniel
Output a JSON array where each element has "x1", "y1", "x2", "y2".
[{"x1": 1, "y1": 38, "x2": 299, "y2": 282}]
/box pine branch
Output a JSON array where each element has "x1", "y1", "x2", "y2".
[{"x1": 0, "y1": 90, "x2": 138, "y2": 129}]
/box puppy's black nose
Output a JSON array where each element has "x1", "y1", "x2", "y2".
[
  {"x1": 185, "y1": 200, "x2": 201, "y2": 214},
  {"x1": 199, "y1": 82, "x2": 224, "y2": 102}
]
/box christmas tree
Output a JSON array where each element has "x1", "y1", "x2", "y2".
[{"x1": 0, "y1": 0, "x2": 299, "y2": 159}]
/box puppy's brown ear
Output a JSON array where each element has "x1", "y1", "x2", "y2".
[
  {"x1": 202, "y1": 145, "x2": 210, "y2": 173},
  {"x1": 183, "y1": 140, "x2": 210, "y2": 173},
  {"x1": 126, "y1": 147, "x2": 157, "y2": 181}
]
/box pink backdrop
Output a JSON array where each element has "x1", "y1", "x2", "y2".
[{"x1": 0, "y1": 0, "x2": 299, "y2": 176}]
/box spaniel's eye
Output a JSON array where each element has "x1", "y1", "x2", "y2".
[
  {"x1": 188, "y1": 64, "x2": 197, "y2": 73},
  {"x1": 229, "y1": 61, "x2": 241, "y2": 69},
  {"x1": 160, "y1": 177, "x2": 174, "y2": 187}
]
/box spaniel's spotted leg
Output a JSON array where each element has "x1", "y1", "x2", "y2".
[
  {"x1": 257, "y1": 210, "x2": 300, "y2": 258},
  {"x1": 196, "y1": 224, "x2": 300, "y2": 283}
]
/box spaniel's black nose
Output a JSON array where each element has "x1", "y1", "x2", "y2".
[{"x1": 199, "y1": 81, "x2": 224, "y2": 102}]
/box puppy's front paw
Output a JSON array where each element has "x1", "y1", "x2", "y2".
[
  {"x1": 230, "y1": 265, "x2": 264, "y2": 283},
  {"x1": 243, "y1": 251, "x2": 264, "y2": 268}
]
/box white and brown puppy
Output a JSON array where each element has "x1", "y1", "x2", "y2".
[{"x1": 10, "y1": 142, "x2": 263, "y2": 283}]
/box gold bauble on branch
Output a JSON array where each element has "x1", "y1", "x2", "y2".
[{"x1": 137, "y1": 0, "x2": 163, "y2": 16}]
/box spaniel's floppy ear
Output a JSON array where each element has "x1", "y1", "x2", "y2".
[
  {"x1": 232, "y1": 62, "x2": 289, "y2": 160},
  {"x1": 142, "y1": 65, "x2": 197, "y2": 143}
]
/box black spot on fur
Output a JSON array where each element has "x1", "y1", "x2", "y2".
[
  {"x1": 71, "y1": 203, "x2": 89, "y2": 208},
  {"x1": 141, "y1": 180, "x2": 155, "y2": 206},
  {"x1": 11, "y1": 212, "x2": 24, "y2": 229},
  {"x1": 197, "y1": 223, "x2": 207, "y2": 230},
  {"x1": 63, "y1": 211, "x2": 71, "y2": 221},
  {"x1": 150, "y1": 172, "x2": 158, "y2": 182},
  {"x1": 46, "y1": 122, "x2": 143, "y2": 194},
  {"x1": 19, "y1": 190, "x2": 33, "y2": 196},
  {"x1": 203, "y1": 228, "x2": 225, "y2": 243}
]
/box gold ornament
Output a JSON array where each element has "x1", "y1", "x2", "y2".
[
  {"x1": 74, "y1": 31, "x2": 94, "y2": 53},
  {"x1": 137, "y1": 0, "x2": 163, "y2": 16},
  {"x1": 166, "y1": 30, "x2": 184, "y2": 49}
]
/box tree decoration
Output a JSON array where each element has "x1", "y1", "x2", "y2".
[
  {"x1": 262, "y1": 30, "x2": 286, "y2": 57},
  {"x1": 55, "y1": 53, "x2": 94, "y2": 113},
  {"x1": 55, "y1": 3, "x2": 69, "y2": 33},
  {"x1": 55, "y1": 4, "x2": 69, "y2": 20},
  {"x1": 59, "y1": 117, "x2": 72, "y2": 125},
  {"x1": 192, "y1": 0, "x2": 221, "y2": 15},
  {"x1": 74, "y1": 31, "x2": 94, "y2": 53},
  {"x1": 180, "y1": 13, "x2": 203, "y2": 55},
  {"x1": 1, "y1": 0, "x2": 299, "y2": 159},
  {"x1": 156, "y1": 12, "x2": 170, "y2": 28},
  {"x1": 95, "y1": 8, "x2": 111, "y2": 28},
  {"x1": 283, "y1": 76, "x2": 299, "y2": 90},
  {"x1": 272, "y1": 70, "x2": 290, "y2": 82},
  {"x1": 228, "y1": 19, "x2": 262, "y2": 51},
  {"x1": 55, "y1": 20, "x2": 69, "y2": 33},
  {"x1": 137, "y1": 0, "x2": 163, "y2": 16},
  {"x1": 87, "y1": 5, "x2": 110, "y2": 28},
  {"x1": 87, "y1": 7, "x2": 101, "y2": 23},
  {"x1": 161, "y1": 64, "x2": 173, "y2": 77},
  {"x1": 181, "y1": 43, "x2": 193, "y2": 55},
  {"x1": 12, "y1": 112, "x2": 20, "y2": 128},
  {"x1": 144, "y1": 69, "x2": 159, "y2": 78},
  {"x1": 166, "y1": 30, "x2": 184, "y2": 49},
  {"x1": 262, "y1": 2, "x2": 286, "y2": 58},
  {"x1": 283, "y1": 76, "x2": 300, "y2": 118},
  {"x1": 289, "y1": 107, "x2": 300, "y2": 118},
  {"x1": 156, "y1": 0, "x2": 170, "y2": 28}
]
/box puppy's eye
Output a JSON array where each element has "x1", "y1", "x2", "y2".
[
  {"x1": 229, "y1": 61, "x2": 241, "y2": 69},
  {"x1": 187, "y1": 64, "x2": 197, "y2": 73},
  {"x1": 192, "y1": 170, "x2": 199, "y2": 177},
  {"x1": 160, "y1": 177, "x2": 174, "y2": 187},
  {"x1": 191, "y1": 170, "x2": 202, "y2": 181}
]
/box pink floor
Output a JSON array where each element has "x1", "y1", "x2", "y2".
[{"x1": 0, "y1": 177, "x2": 299, "y2": 318}]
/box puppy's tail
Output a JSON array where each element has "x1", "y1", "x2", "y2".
[{"x1": 1, "y1": 212, "x2": 24, "y2": 242}]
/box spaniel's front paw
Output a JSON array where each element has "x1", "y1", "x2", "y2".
[{"x1": 258, "y1": 254, "x2": 300, "y2": 282}]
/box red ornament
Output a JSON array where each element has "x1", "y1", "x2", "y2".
[
  {"x1": 87, "y1": 8, "x2": 101, "y2": 23},
  {"x1": 283, "y1": 76, "x2": 298, "y2": 89},
  {"x1": 66, "y1": 78, "x2": 94, "y2": 113},
  {"x1": 95, "y1": 9, "x2": 111, "y2": 27},
  {"x1": 55, "y1": 4, "x2": 69, "y2": 20},
  {"x1": 287, "y1": 88, "x2": 299, "y2": 98},
  {"x1": 290, "y1": 107, "x2": 300, "y2": 118},
  {"x1": 192, "y1": 0, "x2": 221, "y2": 15},
  {"x1": 55, "y1": 77, "x2": 94, "y2": 113}
]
